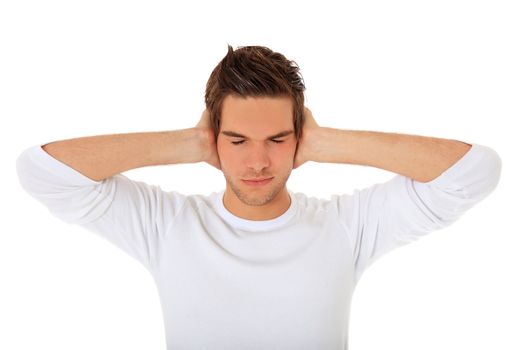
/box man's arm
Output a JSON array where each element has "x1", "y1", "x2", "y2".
[
  {"x1": 294, "y1": 108, "x2": 501, "y2": 284},
  {"x1": 15, "y1": 109, "x2": 220, "y2": 270},
  {"x1": 294, "y1": 108, "x2": 472, "y2": 182},
  {"x1": 309, "y1": 128, "x2": 471, "y2": 183},
  {"x1": 41, "y1": 110, "x2": 220, "y2": 182}
]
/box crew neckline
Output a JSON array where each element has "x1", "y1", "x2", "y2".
[{"x1": 214, "y1": 189, "x2": 298, "y2": 231}]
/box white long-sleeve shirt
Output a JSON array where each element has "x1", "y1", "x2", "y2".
[{"x1": 15, "y1": 143, "x2": 502, "y2": 350}]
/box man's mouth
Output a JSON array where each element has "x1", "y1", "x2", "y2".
[{"x1": 242, "y1": 177, "x2": 273, "y2": 186}]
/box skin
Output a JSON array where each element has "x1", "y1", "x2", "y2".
[
  {"x1": 196, "y1": 94, "x2": 472, "y2": 220},
  {"x1": 213, "y1": 94, "x2": 317, "y2": 221}
]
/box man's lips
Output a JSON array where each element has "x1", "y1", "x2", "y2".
[{"x1": 242, "y1": 177, "x2": 273, "y2": 186}]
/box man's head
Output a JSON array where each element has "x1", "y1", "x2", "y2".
[
  {"x1": 204, "y1": 45, "x2": 306, "y2": 212},
  {"x1": 205, "y1": 44, "x2": 306, "y2": 142}
]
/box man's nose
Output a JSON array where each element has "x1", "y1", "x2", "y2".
[{"x1": 246, "y1": 144, "x2": 270, "y2": 171}]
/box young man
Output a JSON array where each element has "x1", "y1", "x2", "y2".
[{"x1": 16, "y1": 45, "x2": 502, "y2": 349}]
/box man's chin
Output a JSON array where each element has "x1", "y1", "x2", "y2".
[{"x1": 235, "y1": 183, "x2": 284, "y2": 206}]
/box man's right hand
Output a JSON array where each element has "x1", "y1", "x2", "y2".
[{"x1": 196, "y1": 109, "x2": 221, "y2": 170}]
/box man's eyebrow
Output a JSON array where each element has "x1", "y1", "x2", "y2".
[{"x1": 221, "y1": 130, "x2": 294, "y2": 140}]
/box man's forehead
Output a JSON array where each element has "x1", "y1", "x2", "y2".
[
  {"x1": 219, "y1": 95, "x2": 295, "y2": 140},
  {"x1": 221, "y1": 95, "x2": 293, "y2": 119}
]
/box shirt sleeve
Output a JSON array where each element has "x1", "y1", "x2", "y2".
[
  {"x1": 334, "y1": 143, "x2": 502, "y2": 284},
  {"x1": 15, "y1": 144, "x2": 187, "y2": 272}
]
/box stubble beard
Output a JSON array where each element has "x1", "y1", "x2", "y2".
[{"x1": 224, "y1": 171, "x2": 291, "y2": 207}]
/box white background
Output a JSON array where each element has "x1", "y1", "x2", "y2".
[{"x1": 1, "y1": 0, "x2": 523, "y2": 349}]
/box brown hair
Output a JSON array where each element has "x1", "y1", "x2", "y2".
[{"x1": 204, "y1": 44, "x2": 306, "y2": 141}]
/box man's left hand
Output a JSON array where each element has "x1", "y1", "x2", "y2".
[{"x1": 293, "y1": 106, "x2": 320, "y2": 169}]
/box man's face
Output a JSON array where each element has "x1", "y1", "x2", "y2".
[{"x1": 217, "y1": 94, "x2": 297, "y2": 207}]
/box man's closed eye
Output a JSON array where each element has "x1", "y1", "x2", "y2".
[{"x1": 231, "y1": 140, "x2": 284, "y2": 145}]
